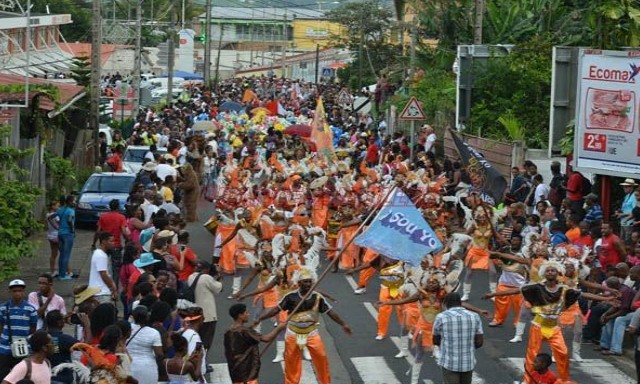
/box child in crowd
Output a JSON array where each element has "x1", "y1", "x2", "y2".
[{"x1": 530, "y1": 353, "x2": 559, "y2": 384}]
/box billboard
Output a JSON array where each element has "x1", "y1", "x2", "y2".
[{"x1": 574, "y1": 49, "x2": 640, "y2": 177}]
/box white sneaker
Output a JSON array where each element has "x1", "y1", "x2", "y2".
[
  {"x1": 394, "y1": 349, "x2": 408, "y2": 358},
  {"x1": 571, "y1": 352, "x2": 583, "y2": 362},
  {"x1": 354, "y1": 287, "x2": 367, "y2": 295},
  {"x1": 375, "y1": 335, "x2": 384, "y2": 340},
  {"x1": 509, "y1": 335, "x2": 522, "y2": 343},
  {"x1": 272, "y1": 354, "x2": 284, "y2": 363},
  {"x1": 460, "y1": 294, "x2": 469, "y2": 302}
]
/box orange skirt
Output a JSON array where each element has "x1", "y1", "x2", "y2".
[
  {"x1": 218, "y1": 224, "x2": 237, "y2": 274},
  {"x1": 403, "y1": 302, "x2": 420, "y2": 332},
  {"x1": 559, "y1": 302, "x2": 585, "y2": 326},
  {"x1": 465, "y1": 246, "x2": 490, "y2": 270}
]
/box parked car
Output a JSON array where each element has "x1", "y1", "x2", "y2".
[
  {"x1": 122, "y1": 145, "x2": 168, "y2": 174},
  {"x1": 76, "y1": 172, "x2": 136, "y2": 225}
]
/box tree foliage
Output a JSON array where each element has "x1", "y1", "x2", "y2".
[
  {"x1": 0, "y1": 125, "x2": 42, "y2": 280},
  {"x1": 31, "y1": 0, "x2": 92, "y2": 42}
]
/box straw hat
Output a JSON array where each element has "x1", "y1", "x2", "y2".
[
  {"x1": 74, "y1": 285, "x2": 101, "y2": 304},
  {"x1": 142, "y1": 162, "x2": 157, "y2": 172},
  {"x1": 620, "y1": 178, "x2": 638, "y2": 186}
]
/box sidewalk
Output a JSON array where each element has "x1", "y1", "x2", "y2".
[{"x1": 0, "y1": 228, "x2": 96, "y2": 307}]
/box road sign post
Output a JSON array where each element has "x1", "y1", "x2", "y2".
[{"x1": 398, "y1": 96, "x2": 426, "y2": 161}]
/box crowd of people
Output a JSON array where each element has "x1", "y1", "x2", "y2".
[{"x1": 3, "y1": 74, "x2": 640, "y2": 384}]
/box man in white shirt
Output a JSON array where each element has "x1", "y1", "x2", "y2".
[
  {"x1": 155, "y1": 156, "x2": 178, "y2": 182},
  {"x1": 187, "y1": 261, "x2": 222, "y2": 350},
  {"x1": 423, "y1": 124, "x2": 437, "y2": 154},
  {"x1": 88, "y1": 232, "x2": 117, "y2": 304},
  {"x1": 140, "y1": 191, "x2": 160, "y2": 226},
  {"x1": 532, "y1": 174, "x2": 550, "y2": 215},
  {"x1": 181, "y1": 307, "x2": 207, "y2": 379},
  {"x1": 28, "y1": 273, "x2": 67, "y2": 330}
]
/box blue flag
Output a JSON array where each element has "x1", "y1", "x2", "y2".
[{"x1": 354, "y1": 188, "x2": 443, "y2": 266}]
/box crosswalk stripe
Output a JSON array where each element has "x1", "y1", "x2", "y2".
[
  {"x1": 501, "y1": 357, "x2": 635, "y2": 383},
  {"x1": 363, "y1": 301, "x2": 378, "y2": 321},
  {"x1": 351, "y1": 356, "x2": 402, "y2": 384},
  {"x1": 345, "y1": 275, "x2": 358, "y2": 291},
  {"x1": 277, "y1": 341, "x2": 320, "y2": 384},
  {"x1": 208, "y1": 363, "x2": 232, "y2": 383}
]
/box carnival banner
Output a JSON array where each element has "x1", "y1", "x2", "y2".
[
  {"x1": 310, "y1": 96, "x2": 337, "y2": 161},
  {"x1": 450, "y1": 129, "x2": 507, "y2": 205},
  {"x1": 354, "y1": 188, "x2": 443, "y2": 266}
]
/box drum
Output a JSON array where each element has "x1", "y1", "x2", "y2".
[{"x1": 203, "y1": 215, "x2": 218, "y2": 235}]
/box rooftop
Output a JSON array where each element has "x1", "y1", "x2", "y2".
[{"x1": 199, "y1": 7, "x2": 326, "y2": 21}]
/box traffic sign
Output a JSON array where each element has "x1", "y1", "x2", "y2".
[
  {"x1": 398, "y1": 96, "x2": 426, "y2": 120},
  {"x1": 336, "y1": 90, "x2": 352, "y2": 105}
]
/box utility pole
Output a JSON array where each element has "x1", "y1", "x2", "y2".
[
  {"x1": 167, "y1": 0, "x2": 176, "y2": 106},
  {"x1": 315, "y1": 43, "x2": 320, "y2": 84},
  {"x1": 474, "y1": 0, "x2": 484, "y2": 44},
  {"x1": 131, "y1": 0, "x2": 143, "y2": 115},
  {"x1": 203, "y1": 0, "x2": 212, "y2": 87},
  {"x1": 358, "y1": 13, "x2": 364, "y2": 90},
  {"x1": 281, "y1": 11, "x2": 287, "y2": 77},
  {"x1": 91, "y1": 0, "x2": 102, "y2": 165},
  {"x1": 409, "y1": 23, "x2": 416, "y2": 77},
  {"x1": 214, "y1": 23, "x2": 224, "y2": 93}
]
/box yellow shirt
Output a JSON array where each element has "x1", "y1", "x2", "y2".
[{"x1": 161, "y1": 186, "x2": 174, "y2": 203}]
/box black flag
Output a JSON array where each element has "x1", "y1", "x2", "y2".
[{"x1": 449, "y1": 129, "x2": 507, "y2": 206}]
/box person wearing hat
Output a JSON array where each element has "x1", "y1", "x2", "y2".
[
  {"x1": 0, "y1": 279, "x2": 38, "y2": 379},
  {"x1": 253, "y1": 267, "x2": 352, "y2": 384},
  {"x1": 88, "y1": 231, "x2": 118, "y2": 304},
  {"x1": 180, "y1": 307, "x2": 207, "y2": 381},
  {"x1": 616, "y1": 178, "x2": 638, "y2": 243},
  {"x1": 126, "y1": 252, "x2": 162, "y2": 302}
]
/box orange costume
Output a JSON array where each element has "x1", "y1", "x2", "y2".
[
  {"x1": 492, "y1": 260, "x2": 527, "y2": 326},
  {"x1": 356, "y1": 248, "x2": 379, "y2": 290},
  {"x1": 311, "y1": 192, "x2": 331, "y2": 230},
  {"x1": 337, "y1": 223, "x2": 361, "y2": 270},
  {"x1": 466, "y1": 222, "x2": 492, "y2": 270},
  {"x1": 376, "y1": 261, "x2": 405, "y2": 338},
  {"x1": 521, "y1": 282, "x2": 581, "y2": 384}
]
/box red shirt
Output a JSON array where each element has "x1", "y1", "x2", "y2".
[
  {"x1": 105, "y1": 153, "x2": 123, "y2": 172},
  {"x1": 531, "y1": 369, "x2": 558, "y2": 384},
  {"x1": 574, "y1": 234, "x2": 594, "y2": 249},
  {"x1": 170, "y1": 244, "x2": 198, "y2": 282},
  {"x1": 566, "y1": 172, "x2": 583, "y2": 201},
  {"x1": 599, "y1": 233, "x2": 623, "y2": 271},
  {"x1": 366, "y1": 143, "x2": 379, "y2": 164},
  {"x1": 97, "y1": 211, "x2": 127, "y2": 248}
]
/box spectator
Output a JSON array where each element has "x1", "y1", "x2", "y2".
[
  {"x1": 573, "y1": 221, "x2": 594, "y2": 250},
  {"x1": 509, "y1": 167, "x2": 529, "y2": 203},
  {"x1": 547, "y1": 161, "x2": 566, "y2": 211},
  {"x1": 45, "y1": 310, "x2": 79, "y2": 384},
  {"x1": 433, "y1": 292, "x2": 484, "y2": 384},
  {"x1": 164, "y1": 333, "x2": 203, "y2": 383},
  {"x1": 170, "y1": 231, "x2": 199, "y2": 286},
  {"x1": 119, "y1": 242, "x2": 140, "y2": 320},
  {"x1": 0, "y1": 280, "x2": 38, "y2": 379},
  {"x1": 584, "y1": 193, "x2": 604, "y2": 224},
  {"x1": 179, "y1": 307, "x2": 206, "y2": 380},
  {"x1": 57, "y1": 195, "x2": 76, "y2": 281},
  {"x1": 71, "y1": 285, "x2": 100, "y2": 342},
  {"x1": 598, "y1": 276, "x2": 637, "y2": 355},
  {"x1": 187, "y1": 261, "x2": 222, "y2": 350},
  {"x1": 46, "y1": 201, "x2": 60, "y2": 277},
  {"x1": 530, "y1": 353, "x2": 558, "y2": 384},
  {"x1": 224, "y1": 303, "x2": 284, "y2": 384},
  {"x1": 598, "y1": 222, "x2": 626, "y2": 272},
  {"x1": 565, "y1": 167, "x2": 586, "y2": 219},
  {"x1": 1, "y1": 331, "x2": 52, "y2": 384},
  {"x1": 28, "y1": 273, "x2": 66, "y2": 330},
  {"x1": 89, "y1": 303, "x2": 117, "y2": 346},
  {"x1": 530, "y1": 175, "x2": 550, "y2": 216},
  {"x1": 423, "y1": 125, "x2": 437, "y2": 155},
  {"x1": 88, "y1": 232, "x2": 117, "y2": 304},
  {"x1": 95, "y1": 199, "x2": 128, "y2": 289},
  {"x1": 617, "y1": 179, "x2": 638, "y2": 243},
  {"x1": 127, "y1": 306, "x2": 163, "y2": 384}
]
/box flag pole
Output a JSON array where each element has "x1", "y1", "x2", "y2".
[{"x1": 259, "y1": 184, "x2": 398, "y2": 357}]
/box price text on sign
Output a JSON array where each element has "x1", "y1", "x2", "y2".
[{"x1": 583, "y1": 133, "x2": 607, "y2": 153}]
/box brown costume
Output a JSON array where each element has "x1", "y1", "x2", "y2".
[{"x1": 178, "y1": 163, "x2": 200, "y2": 222}]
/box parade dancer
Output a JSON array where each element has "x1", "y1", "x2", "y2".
[
  {"x1": 378, "y1": 262, "x2": 489, "y2": 384},
  {"x1": 346, "y1": 255, "x2": 406, "y2": 340},
  {"x1": 484, "y1": 260, "x2": 614, "y2": 383},
  {"x1": 254, "y1": 267, "x2": 352, "y2": 384},
  {"x1": 461, "y1": 206, "x2": 505, "y2": 301}
]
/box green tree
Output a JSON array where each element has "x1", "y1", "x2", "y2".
[
  {"x1": 31, "y1": 0, "x2": 92, "y2": 42},
  {"x1": 326, "y1": 0, "x2": 400, "y2": 88},
  {"x1": 69, "y1": 56, "x2": 91, "y2": 87},
  {"x1": 0, "y1": 125, "x2": 42, "y2": 280}
]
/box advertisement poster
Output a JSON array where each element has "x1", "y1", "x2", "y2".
[{"x1": 574, "y1": 49, "x2": 640, "y2": 177}]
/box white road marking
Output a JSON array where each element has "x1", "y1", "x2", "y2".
[
  {"x1": 208, "y1": 363, "x2": 232, "y2": 383},
  {"x1": 351, "y1": 356, "x2": 402, "y2": 384},
  {"x1": 278, "y1": 341, "x2": 319, "y2": 384},
  {"x1": 501, "y1": 357, "x2": 635, "y2": 383},
  {"x1": 345, "y1": 275, "x2": 359, "y2": 291},
  {"x1": 363, "y1": 301, "x2": 379, "y2": 321}
]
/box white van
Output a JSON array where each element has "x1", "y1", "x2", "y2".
[{"x1": 149, "y1": 77, "x2": 185, "y2": 89}]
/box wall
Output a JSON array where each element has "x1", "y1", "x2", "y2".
[{"x1": 292, "y1": 19, "x2": 342, "y2": 50}]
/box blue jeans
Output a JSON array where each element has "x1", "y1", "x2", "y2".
[
  {"x1": 57, "y1": 233, "x2": 74, "y2": 275},
  {"x1": 600, "y1": 312, "x2": 633, "y2": 353}
]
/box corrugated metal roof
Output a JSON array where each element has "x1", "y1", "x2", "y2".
[{"x1": 201, "y1": 7, "x2": 325, "y2": 21}]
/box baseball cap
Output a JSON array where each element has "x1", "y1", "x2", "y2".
[{"x1": 8, "y1": 279, "x2": 26, "y2": 288}]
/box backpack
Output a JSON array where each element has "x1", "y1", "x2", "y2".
[
  {"x1": 180, "y1": 273, "x2": 203, "y2": 303},
  {"x1": 580, "y1": 175, "x2": 592, "y2": 196}
]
